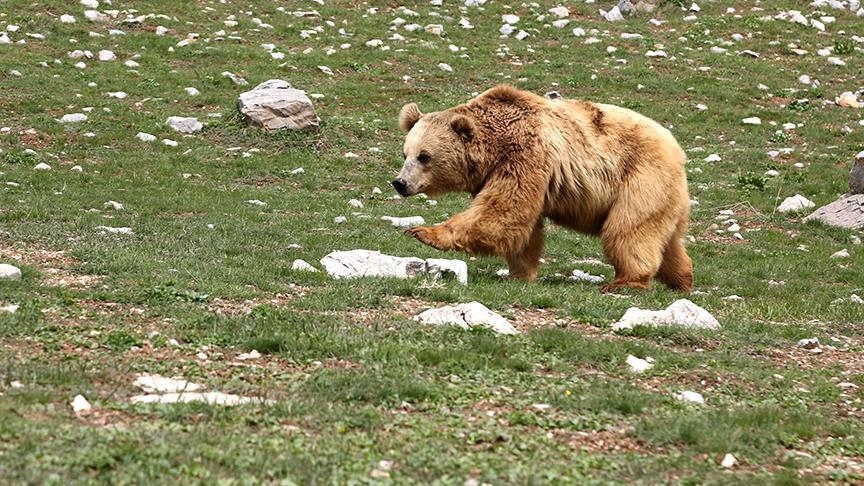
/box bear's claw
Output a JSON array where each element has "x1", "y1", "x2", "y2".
[{"x1": 406, "y1": 226, "x2": 450, "y2": 251}]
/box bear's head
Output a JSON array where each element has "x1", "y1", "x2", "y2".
[{"x1": 392, "y1": 103, "x2": 475, "y2": 198}]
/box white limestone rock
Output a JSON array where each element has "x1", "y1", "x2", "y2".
[
  {"x1": 674, "y1": 390, "x2": 705, "y2": 404},
  {"x1": 320, "y1": 249, "x2": 426, "y2": 280},
  {"x1": 95, "y1": 226, "x2": 134, "y2": 235},
  {"x1": 612, "y1": 299, "x2": 720, "y2": 332},
  {"x1": 58, "y1": 113, "x2": 88, "y2": 124},
  {"x1": 133, "y1": 374, "x2": 202, "y2": 393},
  {"x1": 130, "y1": 392, "x2": 269, "y2": 406},
  {"x1": 425, "y1": 258, "x2": 468, "y2": 285},
  {"x1": 777, "y1": 194, "x2": 815, "y2": 213},
  {"x1": 380, "y1": 215, "x2": 425, "y2": 227},
  {"x1": 415, "y1": 301, "x2": 518, "y2": 335},
  {"x1": 136, "y1": 132, "x2": 156, "y2": 142},
  {"x1": 0, "y1": 263, "x2": 22, "y2": 280},
  {"x1": 166, "y1": 116, "x2": 203, "y2": 134},
  {"x1": 71, "y1": 394, "x2": 92, "y2": 413},
  {"x1": 291, "y1": 259, "x2": 318, "y2": 272},
  {"x1": 626, "y1": 355, "x2": 654, "y2": 373},
  {"x1": 238, "y1": 79, "x2": 319, "y2": 131}
]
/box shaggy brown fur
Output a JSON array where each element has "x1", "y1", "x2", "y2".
[{"x1": 392, "y1": 85, "x2": 693, "y2": 292}]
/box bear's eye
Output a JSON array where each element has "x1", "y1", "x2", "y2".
[{"x1": 417, "y1": 152, "x2": 431, "y2": 165}]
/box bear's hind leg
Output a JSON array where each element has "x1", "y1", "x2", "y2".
[
  {"x1": 506, "y1": 219, "x2": 544, "y2": 281},
  {"x1": 655, "y1": 221, "x2": 693, "y2": 292},
  {"x1": 599, "y1": 222, "x2": 665, "y2": 293}
]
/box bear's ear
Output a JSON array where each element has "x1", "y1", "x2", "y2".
[
  {"x1": 399, "y1": 103, "x2": 423, "y2": 132},
  {"x1": 450, "y1": 114, "x2": 475, "y2": 142}
]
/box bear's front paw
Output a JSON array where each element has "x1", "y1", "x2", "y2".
[{"x1": 406, "y1": 226, "x2": 452, "y2": 251}]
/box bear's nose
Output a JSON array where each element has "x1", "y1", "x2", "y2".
[{"x1": 391, "y1": 178, "x2": 409, "y2": 196}]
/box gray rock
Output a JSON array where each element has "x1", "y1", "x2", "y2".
[
  {"x1": 415, "y1": 301, "x2": 518, "y2": 335},
  {"x1": 805, "y1": 195, "x2": 864, "y2": 229},
  {"x1": 0, "y1": 263, "x2": 22, "y2": 280},
  {"x1": 166, "y1": 116, "x2": 203, "y2": 134},
  {"x1": 633, "y1": 0, "x2": 660, "y2": 13},
  {"x1": 238, "y1": 79, "x2": 319, "y2": 131},
  {"x1": 803, "y1": 152, "x2": 864, "y2": 229},
  {"x1": 612, "y1": 299, "x2": 720, "y2": 332}
]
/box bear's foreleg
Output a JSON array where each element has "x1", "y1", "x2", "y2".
[
  {"x1": 407, "y1": 208, "x2": 544, "y2": 281},
  {"x1": 505, "y1": 219, "x2": 544, "y2": 281}
]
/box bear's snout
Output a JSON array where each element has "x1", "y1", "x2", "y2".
[{"x1": 391, "y1": 178, "x2": 410, "y2": 196}]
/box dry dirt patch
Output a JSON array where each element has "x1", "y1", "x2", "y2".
[{"x1": 0, "y1": 242, "x2": 101, "y2": 287}]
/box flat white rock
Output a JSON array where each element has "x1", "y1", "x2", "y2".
[
  {"x1": 321, "y1": 249, "x2": 425, "y2": 280},
  {"x1": 777, "y1": 194, "x2": 815, "y2": 213},
  {"x1": 415, "y1": 301, "x2": 518, "y2": 335},
  {"x1": 830, "y1": 249, "x2": 850, "y2": 259},
  {"x1": 612, "y1": 299, "x2": 720, "y2": 331},
  {"x1": 95, "y1": 226, "x2": 134, "y2": 235},
  {"x1": 166, "y1": 116, "x2": 203, "y2": 134},
  {"x1": 742, "y1": 117, "x2": 762, "y2": 125},
  {"x1": 569, "y1": 269, "x2": 604, "y2": 284},
  {"x1": 58, "y1": 113, "x2": 88, "y2": 124},
  {"x1": 674, "y1": 390, "x2": 705, "y2": 404},
  {"x1": 626, "y1": 355, "x2": 654, "y2": 373},
  {"x1": 721, "y1": 453, "x2": 737, "y2": 468},
  {"x1": 131, "y1": 392, "x2": 270, "y2": 406},
  {"x1": 380, "y1": 215, "x2": 424, "y2": 227},
  {"x1": 0, "y1": 263, "x2": 22, "y2": 280},
  {"x1": 134, "y1": 373, "x2": 202, "y2": 393},
  {"x1": 320, "y1": 250, "x2": 468, "y2": 285},
  {"x1": 136, "y1": 132, "x2": 156, "y2": 142},
  {"x1": 291, "y1": 259, "x2": 318, "y2": 272},
  {"x1": 222, "y1": 71, "x2": 248, "y2": 85}
]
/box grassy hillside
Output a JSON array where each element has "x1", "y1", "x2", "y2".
[{"x1": 1, "y1": 1, "x2": 863, "y2": 483}]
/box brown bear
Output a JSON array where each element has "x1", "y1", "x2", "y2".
[{"x1": 391, "y1": 85, "x2": 693, "y2": 292}]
